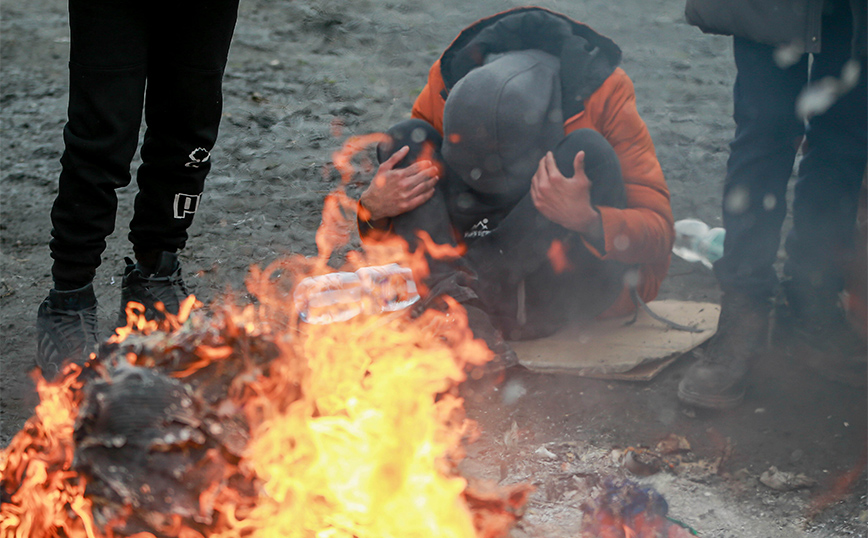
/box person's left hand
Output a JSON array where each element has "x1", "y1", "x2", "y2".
[{"x1": 531, "y1": 150, "x2": 602, "y2": 239}]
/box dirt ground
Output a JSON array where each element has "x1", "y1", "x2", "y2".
[{"x1": 1, "y1": 0, "x2": 866, "y2": 536}]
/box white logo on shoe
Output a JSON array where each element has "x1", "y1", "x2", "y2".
[
  {"x1": 174, "y1": 193, "x2": 200, "y2": 219},
  {"x1": 184, "y1": 147, "x2": 211, "y2": 168}
]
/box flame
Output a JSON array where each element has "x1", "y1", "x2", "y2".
[
  {"x1": 0, "y1": 366, "x2": 96, "y2": 538},
  {"x1": 806, "y1": 444, "x2": 867, "y2": 521},
  {"x1": 1, "y1": 135, "x2": 528, "y2": 538},
  {"x1": 316, "y1": 133, "x2": 390, "y2": 264},
  {"x1": 547, "y1": 239, "x2": 573, "y2": 274},
  {"x1": 215, "y1": 300, "x2": 487, "y2": 538},
  {"x1": 111, "y1": 296, "x2": 201, "y2": 345},
  {"x1": 583, "y1": 514, "x2": 694, "y2": 538},
  {"x1": 315, "y1": 189, "x2": 360, "y2": 263},
  {"x1": 580, "y1": 480, "x2": 696, "y2": 537},
  {"x1": 331, "y1": 133, "x2": 389, "y2": 186},
  {"x1": 2, "y1": 259, "x2": 516, "y2": 538}
]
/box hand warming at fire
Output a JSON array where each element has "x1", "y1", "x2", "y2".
[
  {"x1": 359, "y1": 145, "x2": 440, "y2": 222},
  {"x1": 531, "y1": 150, "x2": 604, "y2": 243}
]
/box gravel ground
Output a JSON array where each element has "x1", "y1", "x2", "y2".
[{"x1": 1, "y1": 1, "x2": 865, "y2": 536}]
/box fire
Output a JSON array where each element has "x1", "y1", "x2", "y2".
[
  {"x1": 1, "y1": 132, "x2": 701, "y2": 538},
  {"x1": 547, "y1": 239, "x2": 573, "y2": 274},
  {"x1": 0, "y1": 365, "x2": 97, "y2": 538},
  {"x1": 220, "y1": 301, "x2": 486, "y2": 538},
  {"x1": 1, "y1": 256, "x2": 523, "y2": 538},
  {"x1": 1, "y1": 134, "x2": 529, "y2": 538},
  {"x1": 579, "y1": 479, "x2": 696, "y2": 538}
]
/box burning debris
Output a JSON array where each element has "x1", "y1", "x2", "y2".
[
  {"x1": 1, "y1": 135, "x2": 699, "y2": 538},
  {"x1": 580, "y1": 479, "x2": 697, "y2": 538},
  {"x1": 1, "y1": 130, "x2": 536, "y2": 536},
  {"x1": 0, "y1": 252, "x2": 531, "y2": 538},
  {"x1": 68, "y1": 313, "x2": 270, "y2": 536}
]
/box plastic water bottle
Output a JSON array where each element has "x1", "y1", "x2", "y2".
[
  {"x1": 294, "y1": 264, "x2": 420, "y2": 324},
  {"x1": 356, "y1": 263, "x2": 419, "y2": 313},
  {"x1": 294, "y1": 271, "x2": 363, "y2": 324},
  {"x1": 672, "y1": 219, "x2": 725, "y2": 269}
]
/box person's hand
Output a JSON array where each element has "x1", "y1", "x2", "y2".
[
  {"x1": 359, "y1": 145, "x2": 440, "y2": 222},
  {"x1": 531, "y1": 151, "x2": 603, "y2": 240}
]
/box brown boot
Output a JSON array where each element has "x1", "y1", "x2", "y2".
[{"x1": 678, "y1": 292, "x2": 771, "y2": 409}]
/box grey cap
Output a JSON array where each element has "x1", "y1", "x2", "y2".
[{"x1": 442, "y1": 49, "x2": 564, "y2": 195}]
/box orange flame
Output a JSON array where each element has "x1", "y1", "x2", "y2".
[
  {"x1": 331, "y1": 133, "x2": 389, "y2": 186},
  {"x1": 547, "y1": 239, "x2": 573, "y2": 274},
  {"x1": 213, "y1": 299, "x2": 489, "y2": 537},
  {"x1": 0, "y1": 366, "x2": 97, "y2": 538},
  {"x1": 581, "y1": 488, "x2": 696, "y2": 537},
  {"x1": 315, "y1": 188, "x2": 359, "y2": 264},
  {"x1": 2, "y1": 265, "x2": 510, "y2": 538},
  {"x1": 316, "y1": 133, "x2": 390, "y2": 265},
  {"x1": 2, "y1": 134, "x2": 528, "y2": 538},
  {"x1": 111, "y1": 295, "x2": 201, "y2": 345},
  {"x1": 807, "y1": 444, "x2": 867, "y2": 521}
]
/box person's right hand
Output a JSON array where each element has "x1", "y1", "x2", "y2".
[{"x1": 358, "y1": 145, "x2": 441, "y2": 222}]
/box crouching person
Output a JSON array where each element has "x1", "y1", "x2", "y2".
[{"x1": 357, "y1": 7, "x2": 674, "y2": 372}]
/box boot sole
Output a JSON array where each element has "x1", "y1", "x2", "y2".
[{"x1": 677, "y1": 384, "x2": 745, "y2": 410}]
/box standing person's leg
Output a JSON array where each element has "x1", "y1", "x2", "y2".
[
  {"x1": 783, "y1": 2, "x2": 868, "y2": 380},
  {"x1": 679, "y1": 37, "x2": 808, "y2": 409},
  {"x1": 121, "y1": 0, "x2": 239, "y2": 321},
  {"x1": 38, "y1": 0, "x2": 148, "y2": 377},
  {"x1": 716, "y1": 39, "x2": 808, "y2": 299}
]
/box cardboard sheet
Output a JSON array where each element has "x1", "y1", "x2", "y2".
[{"x1": 511, "y1": 300, "x2": 720, "y2": 381}]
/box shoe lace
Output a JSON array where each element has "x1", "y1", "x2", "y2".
[
  {"x1": 168, "y1": 270, "x2": 190, "y2": 298},
  {"x1": 49, "y1": 306, "x2": 99, "y2": 347},
  {"x1": 146, "y1": 268, "x2": 191, "y2": 309}
]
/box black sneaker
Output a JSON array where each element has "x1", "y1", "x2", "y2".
[
  {"x1": 119, "y1": 252, "x2": 190, "y2": 325},
  {"x1": 36, "y1": 283, "x2": 99, "y2": 380},
  {"x1": 678, "y1": 292, "x2": 771, "y2": 409}
]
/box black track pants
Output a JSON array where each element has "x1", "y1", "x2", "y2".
[{"x1": 49, "y1": 0, "x2": 239, "y2": 289}]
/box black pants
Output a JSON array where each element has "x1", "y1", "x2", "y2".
[
  {"x1": 49, "y1": 0, "x2": 239, "y2": 289},
  {"x1": 715, "y1": 6, "x2": 867, "y2": 300},
  {"x1": 378, "y1": 119, "x2": 628, "y2": 339}
]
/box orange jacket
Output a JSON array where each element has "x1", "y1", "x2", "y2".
[{"x1": 409, "y1": 7, "x2": 674, "y2": 317}]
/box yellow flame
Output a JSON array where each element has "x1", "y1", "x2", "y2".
[
  {"x1": 0, "y1": 366, "x2": 99, "y2": 538},
  {"x1": 1, "y1": 132, "x2": 519, "y2": 538},
  {"x1": 212, "y1": 294, "x2": 489, "y2": 538}
]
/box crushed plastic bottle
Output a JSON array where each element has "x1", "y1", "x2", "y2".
[
  {"x1": 672, "y1": 219, "x2": 725, "y2": 269},
  {"x1": 294, "y1": 271, "x2": 363, "y2": 324},
  {"x1": 356, "y1": 263, "x2": 419, "y2": 313},
  {"x1": 294, "y1": 263, "x2": 420, "y2": 324}
]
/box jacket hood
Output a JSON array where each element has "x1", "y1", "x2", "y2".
[{"x1": 438, "y1": 7, "x2": 622, "y2": 118}]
